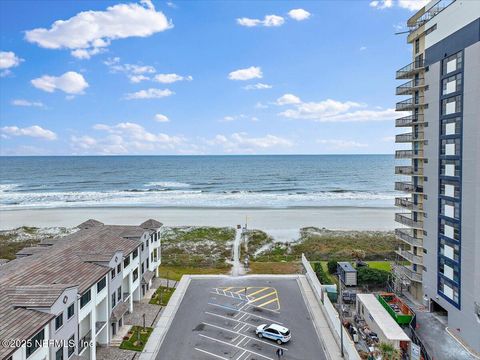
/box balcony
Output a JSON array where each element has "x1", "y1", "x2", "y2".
[
  {"x1": 396, "y1": 97, "x2": 426, "y2": 111},
  {"x1": 396, "y1": 132, "x2": 425, "y2": 143},
  {"x1": 395, "y1": 213, "x2": 423, "y2": 228},
  {"x1": 396, "y1": 78, "x2": 425, "y2": 95},
  {"x1": 396, "y1": 59, "x2": 425, "y2": 79},
  {"x1": 395, "y1": 228, "x2": 423, "y2": 247},
  {"x1": 394, "y1": 264, "x2": 422, "y2": 283},
  {"x1": 395, "y1": 149, "x2": 424, "y2": 159},
  {"x1": 395, "y1": 197, "x2": 424, "y2": 211},
  {"x1": 396, "y1": 248, "x2": 423, "y2": 265},
  {"x1": 395, "y1": 181, "x2": 423, "y2": 193},
  {"x1": 395, "y1": 114, "x2": 425, "y2": 127},
  {"x1": 395, "y1": 166, "x2": 424, "y2": 177},
  {"x1": 78, "y1": 330, "x2": 92, "y2": 355}
]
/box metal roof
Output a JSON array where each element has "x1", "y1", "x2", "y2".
[{"x1": 337, "y1": 262, "x2": 357, "y2": 273}]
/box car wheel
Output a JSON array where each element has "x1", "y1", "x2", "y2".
[
  {"x1": 258, "y1": 333, "x2": 263, "y2": 338},
  {"x1": 277, "y1": 339, "x2": 282, "y2": 345}
]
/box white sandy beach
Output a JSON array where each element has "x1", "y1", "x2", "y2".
[{"x1": 0, "y1": 207, "x2": 396, "y2": 241}]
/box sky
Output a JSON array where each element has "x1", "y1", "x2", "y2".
[{"x1": 0, "y1": 0, "x2": 427, "y2": 156}]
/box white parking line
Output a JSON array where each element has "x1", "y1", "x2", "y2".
[
  {"x1": 194, "y1": 347, "x2": 229, "y2": 360},
  {"x1": 208, "y1": 302, "x2": 283, "y2": 325},
  {"x1": 236, "y1": 350, "x2": 248, "y2": 360},
  {"x1": 199, "y1": 334, "x2": 274, "y2": 360},
  {"x1": 202, "y1": 322, "x2": 288, "y2": 351}
]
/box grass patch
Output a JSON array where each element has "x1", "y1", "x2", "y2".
[
  {"x1": 0, "y1": 229, "x2": 41, "y2": 260},
  {"x1": 242, "y1": 229, "x2": 273, "y2": 259},
  {"x1": 366, "y1": 261, "x2": 392, "y2": 272},
  {"x1": 248, "y1": 261, "x2": 302, "y2": 275},
  {"x1": 159, "y1": 265, "x2": 230, "y2": 281},
  {"x1": 119, "y1": 326, "x2": 153, "y2": 352},
  {"x1": 161, "y1": 226, "x2": 235, "y2": 267},
  {"x1": 261, "y1": 228, "x2": 399, "y2": 261},
  {"x1": 149, "y1": 286, "x2": 175, "y2": 306}
]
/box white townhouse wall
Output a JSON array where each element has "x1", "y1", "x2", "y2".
[
  {"x1": 10, "y1": 324, "x2": 50, "y2": 360},
  {"x1": 122, "y1": 248, "x2": 141, "y2": 310}
]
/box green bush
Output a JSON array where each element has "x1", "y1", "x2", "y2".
[
  {"x1": 327, "y1": 260, "x2": 338, "y2": 274},
  {"x1": 314, "y1": 262, "x2": 331, "y2": 284},
  {"x1": 357, "y1": 267, "x2": 390, "y2": 286}
]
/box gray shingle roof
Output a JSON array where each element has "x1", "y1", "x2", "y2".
[
  {"x1": 77, "y1": 219, "x2": 104, "y2": 230},
  {"x1": 140, "y1": 219, "x2": 163, "y2": 230},
  {"x1": 7, "y1": 284, "x2": 77, "y2": 308}
]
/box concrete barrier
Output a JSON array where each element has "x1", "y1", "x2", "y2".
[{"x1": 302, "y1": 254, "x2": 361, "y2": 360}]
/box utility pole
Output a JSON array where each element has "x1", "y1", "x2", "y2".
[{"x1": 338, "y1": 274, "x2": 344, "y2": 358}]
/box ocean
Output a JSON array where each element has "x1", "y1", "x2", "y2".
[{"x1": 0, "y1": 155, "x2": 401, "y2": 209}]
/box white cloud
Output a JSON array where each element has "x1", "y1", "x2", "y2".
[
  {"x1": 25, "y1": 0, "x2": 172, "y2": 59},
  {"x1": 207, "y1": 132, "x2": 293, "y2": 153},
  {"x1": 243, "y1": 83, "x2": 272, "y2": 90},
  {"x1": 288, "y1": 9, "x2": 311, "y2": 21},
  {"x1": 31, "y1": 71, "x2": 89, "y2": 95},
  {"x1": 276, "y1": 93, "x2": 301, "y2": 105},
  {"x1": 219, "y1": 114, "x2": 258, "y2": 123},
  {"x1": 154, "y1": 113, "x2": 169, "y2": 122},
  {"x1": 153, "y1": 73, "x2": 193, "y2": 83},
  {"x1": 317, "y1": 139, "x2": 368, "y2": 150},
  {"x1": 255, "y1": 102, "x2": 269, "y2": 109},
  {"x1": 124, "y1": 88, "x2": 174, "y2": 100},
  {"x1": 277, "y1": 94, "x2": 401, "y2": 122},
  {"x1": 237, "y1": 15, "x2": 285, "y2": 27},
  {"x1": 228, "y1": 66, "x2": 262, "y2": 81},
  {"x1": 104, "y1": 57, "x2": 157, "y2": 82},
  {"x1": 0, "y1": 51, "x2": 24, "y2": 77},
  {"x1": 11, "y1": 99, "x2": 45, "y2": 107},
  {"x1": 398, "y1": 0, "x2": 428, "y2": 11},
  {"x1": 360, "y1": 46, "x2": 367, "y2": 51},
  {"x1": 1, "y1": 125, "x2": 57, "y2": 140},
  {"x1": 369, "y1": 0, "x2": 393, "y2": 9}
]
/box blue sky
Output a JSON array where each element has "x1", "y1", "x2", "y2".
[{"x1": 0, "y1": 0, "x2": 426, "y2": 155}]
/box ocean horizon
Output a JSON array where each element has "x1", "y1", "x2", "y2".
[{"x1": 0, "y1": 155, "x2": 404, "y2": 210}]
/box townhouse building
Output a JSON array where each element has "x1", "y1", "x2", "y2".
[{"x1": 0, "y1": 219, "x2": 162, "y2": 360}]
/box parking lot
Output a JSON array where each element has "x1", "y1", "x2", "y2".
[{"x1": 157, "y1": 277, "x2": 327, "y2": 360}]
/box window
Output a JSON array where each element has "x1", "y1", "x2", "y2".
[
  {"x1": 442, "y1": 95, "x2": 462, "y2": 115},
  {"x1": 111, "y1": 268, "x2": 116, "y2": 279},
  {"x1": 441, "y1": 117, "x2": 461, "y2": 136},
  {"x1": 67, "y1": 303, "x2": 75, "y2": 319},
  {"x1": 141, "y1": 243, "x2": 144, "y2": 251},
  {"x1": 439, "y1": 259, "x2": 460, "y2": 283},
  {"x1": 141, "y1": 263, "x2": 145, "y2": 274},
  {"x1": 80, "y1": 290, "x2": 91, "y2": 308},
  {"x1": 440, "y1": 180, "x2": 460, "y2": 198},
  {"x1": 123, "y1": 255, "x2": 130, "y2": 269},
  {"x1": 133, "y1": 268, "x2": 139, "y2": 282},
  {"x1": 68, "y1": 335, "x2": 75, "y2": 357},
  {"x1": 117, "y1": 263, "x2": 121, "y2": 274},
  {"x1": 440, "y1": 218, "x2": 460, "y2": 241},
  {"x1": 441, "y1": 198, "x2": 460, "y2": 220},
  {"x1": 440, "y1": 238, "x2": 460, "y2": 262},
  {"x1": 55, "y1": 312, "x2": 64, "y2": 331},
  {"x1": 97, "y1": 276, "x2": 107, "y2": 293},
  {"x1": 117, "y1": 287, "x2": 122, "y2": 301},
  {"x1": 133, "y1": 249, "x2": 138, "y2": 259},
  {"x1": 111, "y1": 292, "x2": 116, "y2": 308},
  {"x1": 442, "y1": 73, "x2": 462, "y2": 95},
  {"x1": 26, "y1": 329, "x2": 45, "y2": 358},
  {"x1": 425, "y1": 23, "x2": 437, "y2": 35},
  {"x1": 56, "y1": 348, "x2": 64, "y2": 360},
  {"x1": 441, "y1": 159, "x2": 460, "y2": 177},
  {"x1": 441, "y1": 138, "x2": 460, "y2": 156},
  {"x1": 146, "y1": 259, "x2": 149, "y2": 268},
  {"x1": 442, "y1": 51, "x2": 463, "y2": 75},
  {"x1": 415, "y1": 38, "x2": 420, "y2": 54}
]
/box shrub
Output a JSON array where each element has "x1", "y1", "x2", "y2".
[
  {"x1": 357, "y1": 267, "x2": 390, "y2": 286},
  {"x1": 313, "y1": 262, "x2": 330, "y2": 284},
  {"x1": 327, "y1": 260, "x2": 338, "y2": 274}
]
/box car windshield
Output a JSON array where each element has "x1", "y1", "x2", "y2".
[{"x1": 280, "y1": 330, "x2": 290, "y2": 336}]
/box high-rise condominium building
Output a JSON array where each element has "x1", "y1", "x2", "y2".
[{"x1": 394, "y1": 0, "x2": 479, "y2": 353}]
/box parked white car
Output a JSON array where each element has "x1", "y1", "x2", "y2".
[{"x1": 255, "y1": 324, "x2": 291, "y2": 344}]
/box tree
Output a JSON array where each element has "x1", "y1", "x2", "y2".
[
  {"x1": 313, "y1": 262, "x2": 330, "y2": 284},
  {"x1": 351, "y1": 249, "x2": 366, "y2": 262},
  {"x1": 376, "y1": 342, "x2": 401, "y2": 360},
  {"x1": 327, "y1": 259, "x2": 338, "y2": 274},
  {"x1": 357, "y1": 267, "x2": 390, "y2": 286}
]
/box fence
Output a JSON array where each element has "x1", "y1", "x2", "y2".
[{"x1": 302, "y1": 254, "x2": 361, "y2": 360}]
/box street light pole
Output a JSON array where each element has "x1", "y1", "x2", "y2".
[{"x1": 338, "y1": 274, "x2": 344, "y2": 358}]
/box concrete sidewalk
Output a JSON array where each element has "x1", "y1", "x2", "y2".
[{"x1": 298, "y1": 275, "x2": 343, "y2": 360}]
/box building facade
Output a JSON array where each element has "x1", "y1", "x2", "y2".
[
  {"x1": 0, "y1": 219, "x2": 162, "y2": 360},
  {"x1": 395, "y1": 0, "x2": 480, "y2": 353}
]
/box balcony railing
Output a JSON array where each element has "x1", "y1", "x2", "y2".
[
  {"x1": 395, "y1": 149, "x2": 424, "y2": 159},
  {"x1": 395, "y1": 114, "x2": 425, "y2": 127},
  {"x1": 395, "y1": 197, "x2": 424, "y2": 211},
  {"x1": 395, "y1": 213, "x2": 423, "y2": 228},
  {"x1": 394, "y1": 264, "x2": 423, "y2": 283},
  {"x1": 396, "y1": 248, "x2": 423, "y2": 265},
  {"x1": 408, "y1": 0, "x2": 455, "y2": 33},
  {"x1": 396, "y1": 59, "x2": 425, "y2": 79},
  {"x1": 395, "y1": 228, "x2": 423, "y2": 247},
  {"x1": 396, "y1": 132, "x2": 425, "y2": 143},
  {"x1": 396, "y1": 78, "x2": 425, "y2": 95},
  {"x1": 395, "y1": 166, "x2": 424, "y2": 176},
  {"x1": 395, "y1": 182, "x2": 423, "y2": 193},
  {"x1": 78, "y1": 330, "x2": 92, "y2": 354},
  {"x1": 396, "y1": 97, "x2": 426, "y2": 111}
]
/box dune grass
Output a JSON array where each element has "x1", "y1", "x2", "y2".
[{"x1": 159, "y1": 265, "x2": 230, "y2": 281}]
